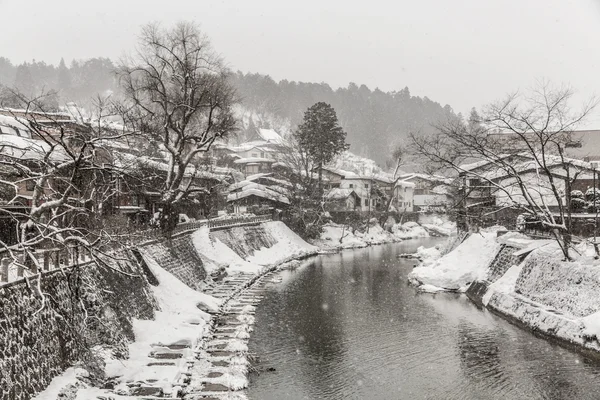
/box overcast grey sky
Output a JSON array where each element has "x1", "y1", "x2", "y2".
[{"x1": 1, "y1": 0, "x2": 599, "y2": 125}]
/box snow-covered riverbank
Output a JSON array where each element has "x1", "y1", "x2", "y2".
[
  {"x1": 34, "y1": 218, "x2": 454, "y2": 399},
  {"x1": 33, "y1": 221, "x2": 318, "y2": 400},
  {"x1": 410, "y1": 227, "x2": 600, "y2": 356},
  {"x1": 310, "y1": 219, "x2": 455, "y2": 251},
  {"x1": 408, "y1": 229, "x2": 502, "y2": 292}
]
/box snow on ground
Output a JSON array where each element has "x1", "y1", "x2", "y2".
[
  {"x1": 72, "y1": 252, "x2": 221, "y2": 399},
  {"x1": 509, "y1": 243, "x2": 600, "y2": 318},
  {"x1": 106, "y1": 252, "x2": 218, "y2": 394},
  {"x1": 313, "y1": 224, "x2": 368, "y2": 249},
  {"x1": 415, "y1": 244, "x2": 443, "y2": 266},
  {"x1": 408, "y1": 230, "x2": 501, "y2": 292},
  {"x1": 192, "y1": 221, "x2": 317, "y2": 275},
  {"x1": 246, "y1": 221, "x2": 318, "y2": 266},
  {"x1": 32, "y1": 220, "x2": 318, "y2": 398},
  {"x1": 420, "y1": 215, "x2": 456, "y2": 237},
  {"x1": 32, "y1": 368, "x2": 89, "y2": 400},
  {"x1": 482, "y1": 240, "x2": 600, "y2": 352},
  {"x1": 192, "y1": 226, "x2": 262, "y2": 275},
  {"x1": 482, "y1": 263, "x2": 523, "y2": 306},
  {"x1": 391, "y1": 221, "x2": 429, "y2": 240},
  {"x1": 312, "y1": 221, "x2": 436, "y2": 250}
]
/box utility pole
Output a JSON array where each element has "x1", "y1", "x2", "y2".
[{"x1": 593, "y1": 162, "x2": 599, "y2": 252}]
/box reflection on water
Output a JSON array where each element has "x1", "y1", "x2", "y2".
[{"x1": 247, "y1": 239, "x2": 600, "y2": 400}]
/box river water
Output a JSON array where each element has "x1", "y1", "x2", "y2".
[{"x1": 247, "y1": 238, "x2": 600, "y2": 400}]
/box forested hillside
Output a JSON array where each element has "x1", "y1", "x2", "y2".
[
  {"x1": 231, "y1": 72, "x2": 458, "y2": 165},
  {"x1": 0, "y1": 57, "x2": 117, "y2": 109},
  {"x1": 0, "y1": 56, "x2": 457, "y2": 165}
]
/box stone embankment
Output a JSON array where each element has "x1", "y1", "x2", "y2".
[
  {"x1": 412, "y1": 228, "x2": 600, "y2": 358},
  {"x1": 2, "y1": 218, "x2": 317, "y2": 400}
]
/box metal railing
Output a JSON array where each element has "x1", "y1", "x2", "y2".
[
  {"x1": 0, "y1": 246, "x2": 94, "y2": 286},
  {"x1": 0, "y1": 214, "x2": 273, "y2": 285}
]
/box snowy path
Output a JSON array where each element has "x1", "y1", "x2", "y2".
[{"x1": 185, "y1": 271, "x2": 278, "y2": 400}]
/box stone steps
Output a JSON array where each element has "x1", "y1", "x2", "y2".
[{"x1": 183, "y1": 271, "x2": 278, "y2": 399}]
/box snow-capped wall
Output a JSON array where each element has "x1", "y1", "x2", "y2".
[
  {"x1": 408, "y1": 231, "x2": 501, "y2": 292},
  {"x1": 193, "y1": 221, "x2": 318, "y2": 275},
  {"x1": 515, "y1": 251, "x2": 600, "y2": 317},
  {"x1": 464, "y1": 244, "x2": 520, "y2": 306},
  {"x1": 210, "y1": 224, "x2": 279, "y2": 260},
  {"x1": 142, "y1": 235, "x2": 207, "y2": 290},
  {"x1": 0, "y1": 252, "x2": 157, "y2": 400},
  {"x1": 479, "y1": 243, "x2": 600, "y2": 355},
  {"x1": 7, "y1": 220, "x2": 317, "y2": 399}
]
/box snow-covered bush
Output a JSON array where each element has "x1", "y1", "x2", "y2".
[{"x1": 571, "y1": 197, "x2": 586, "y2": 211}]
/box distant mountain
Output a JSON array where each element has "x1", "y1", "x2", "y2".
[
  {"x1": 230, "y1": 72, "x2": 458, "y2": 166},
  {"x1": 0, "y1": 56, "x2": 458, "y2": 167}
]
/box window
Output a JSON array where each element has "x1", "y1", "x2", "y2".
[
  {"x1": 565, "y1": 141, "x2": 583, "y2": 148},
  {"x1": 247, "y1": 165, "x2": 259, "y2": 174},
  {"x1": 261, "y1": 152, "x2": 265, "y2": 158},
  {"x1": 349, "y1": 184, "x2": 354, "y2": 188},
  {"x1": 365, "y1": 183, "x2": 369, "y2": 189},
  {"x1": 364, "y1": 198, "x2": 368, "y2": 206},
  {"x1": 251, "y1": 153, "x2": 258, "y2": 158},
  {"x1": 469, "y1": 178, "x2": 481, "y2": 187}
]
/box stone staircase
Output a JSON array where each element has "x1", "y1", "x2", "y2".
[
  {"x1": 184, "y1": 273, "x2": 270, "y2": 399},
  {"x1": 88, "y1": 271, "x2": 269, "y2": 400}
]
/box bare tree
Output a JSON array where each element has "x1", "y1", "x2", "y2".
[
  {"x1": 411, "y1": 81, "x2": 598, "y2": 260},
  {"x1": 0, "y1": 90, "x2": 134, "y2": 276},
  {"x1": 383, "y1": 144, "x2": 406, "y2": 213},
  {"x1": 274, "y1": 135, "x2": 326, "y2": 239},
  {"x1": 117, "y1": 22, "x2": 237, "y2": 233}
]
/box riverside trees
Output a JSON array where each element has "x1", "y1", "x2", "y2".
[
  {"x1": 0, "y1": 21, "x2": 239, "y2": 274},
  {"x1": 0, "y1": 91, "x2": 134, "y2": 275},
  {"x1": 411, "y1": 82, "x2": 598, "y2": 260},
  {"x1": 295, "y1": 102, "x2": 349, "y2": 195},
  {"x1": 276, "y1": 103, "x2": 349, "y2": 239},
  {"x1": 117, "y1": 22, "x2": 237, "y2": 233}
]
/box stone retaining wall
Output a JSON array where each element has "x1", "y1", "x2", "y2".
[
  {"x1": 141, "y1": 235, "x2": 206, "y2": 289},
  {"x1": 0, "y1": 252, "x2": 157, "y2": 400},
  {"x1": 211, "y1": 225, "x2": 278, "y2": 259},
  {"x1": 465, "y1": 244, "x2": 519, "y2": 306},
  {"x1": 486, "y1": 245, "x2": 520, "y2": 283},
  {"x1": 516, "y1": 252, "x2": 600, "y2": 318}
]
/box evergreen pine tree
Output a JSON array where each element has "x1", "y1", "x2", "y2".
[
  {"x1": 14, "y1": 63, "x2": 34, "y2": 95},
  {"x1": 57, "y1": 57, "x2": 72, "y2": 95},
  {"x1": 295, "y1": 102, "x2": 349, "y2": 194}
]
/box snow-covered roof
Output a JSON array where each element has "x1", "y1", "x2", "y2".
[
  {"x1": 226, "y1": 183, "x2": 290, "y2": 204},
  {"x1": 233, "y1": 157, "x2": 277, "y2": 165},
  {"x1": 319, "y1": 166, "x2": 359, "y2": 179},
  {"x1": 113, "y1": 152, "x2": 231, "y2": 181},
  {"x1": 396, "y1": 180, "x2": 416, "y2": 188},
  {"x1": 216, "y1": 140, "x2": 282, "y2": 154},
  {"x1": 257, "y1": 128, "x2": 284, "y2": 144},
  {"x1": 469, "y1": 153, "x2": 599, "y2": 182},
  {"x1": 0, "y1": 108, "x2": 74, "y2": 123},
  {"x1": 0, "y1": 115, "x2": 32, "y2": 138},
  {"x1": 228, "y1": 173, "x2": 291, "y2": 194},
  {"x1": 0, "y1": 134, "x2": 67, "y2": 162},
  {"x1": 325, "y1": 188, "x2": 358, "y2": 200},
  {"x1": 399, "y1": 173, "x2": 453, "y2": 184}
]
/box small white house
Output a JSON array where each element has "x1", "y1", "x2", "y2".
[{"x1": 393, "y1": 180, "x2": 415, "y2": 212}]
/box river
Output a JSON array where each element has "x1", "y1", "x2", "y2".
[{"x1": 247, "y1": 238, "x2": 600, "y2": 400}]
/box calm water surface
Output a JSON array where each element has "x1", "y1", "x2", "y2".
[{"x1": 247, "y1": 238, "x2": 600, "y2": 400}]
